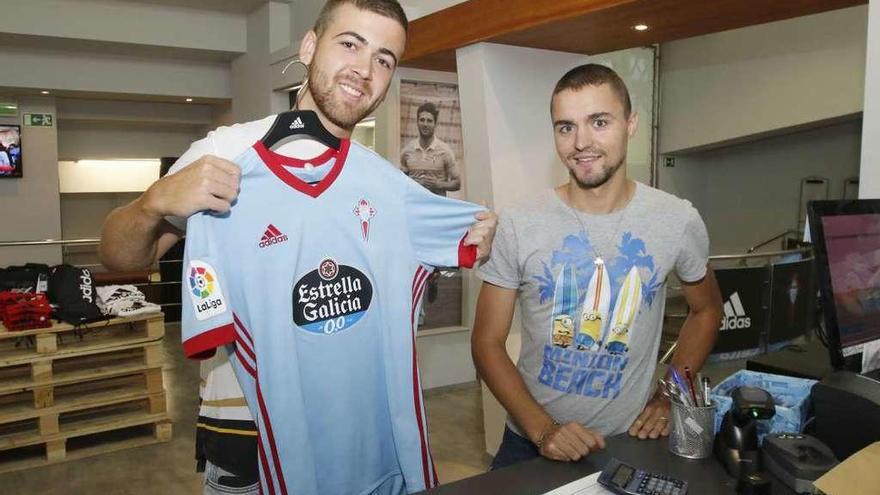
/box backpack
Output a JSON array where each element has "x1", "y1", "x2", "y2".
[{"x1": 48, "y1": 264, "x2": 106, "y2": 325}]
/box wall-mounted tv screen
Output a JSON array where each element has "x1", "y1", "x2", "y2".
[{"x1": 0, "y1": 125, "x2": 22, "y2": 178}]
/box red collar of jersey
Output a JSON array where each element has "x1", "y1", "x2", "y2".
[{"x1": 253, "y1": 139, "x2": 351, "y2": 198}]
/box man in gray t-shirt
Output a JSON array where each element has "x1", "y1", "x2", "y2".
[{"x1": 473, "y1": 64, "x2": 722, "y2": 470}]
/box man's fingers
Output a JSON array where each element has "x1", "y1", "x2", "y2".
[
  {"x1": 203, "y1": 155, "x2": 241, "y2": 177},
  {"x1": 638, "y1": 414, "x2": 661, "y2": 439},
  {"x1": 629, "y1": 412, "x2": 651, "y2": 436},
  {"x1": 206, "y1": 178, "x2": 239, "y2": 202},
  {"x1": 556, "y1": 425, "x2": 591, "y2": 459},
  {"x1": 543, "y1": 444, "x2": 569, "y2": 462},
  {"x1": 571, "y1": 425, "x2": 604, "y2": 451},
  {"x1": 465, "y1": 224, "x2": 489, "y2": 244},
  {"x1": 205, "y1": 195, "x2": 232, "y2": 214},
  {"x1": 548, "y1": 435, "x2": 583, "y2": 462},
  {"x1": 633, "y1": 402, "x2": 671, "y2": 439},
  {"x1": 646, "y1": 417, "x2": 665, "y2": 439},
  {"x1": 212, "y1": 169, "x2": 241, "y2": 191}
]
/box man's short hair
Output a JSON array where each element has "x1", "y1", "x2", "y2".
[
  {"x1": 416, "y1": 102, "x2": 439, "y2": 122},
  {"x1": 552, "y1": 64, "x2": 632, "y2": 118},
  {"x1": 313, "y1": 0, "x2": 408, "y2": 37}
]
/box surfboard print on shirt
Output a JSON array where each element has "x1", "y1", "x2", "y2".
[
  {"x1": 575, "y1": 259, "x2": 611, "y2": 352},
  {"x1": 604, "y1": 266, "x2": 643, "y2": 354},
  {"x1": 550, "y1": 264, "x2": 578, "y2": 348}
]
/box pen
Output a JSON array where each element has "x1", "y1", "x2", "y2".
[
  {"x1": 696, "y1": 372, "x2": 705, "y2": 406},
  {"x1": 669, "y1": 368, "x2": 694, "y2": 406},
  {"x1": 703, "y1": 377, "x2": 712, "y2": 407},
  {"x1": 684, "y1": 367, "x2": 698, "y2": 406}
]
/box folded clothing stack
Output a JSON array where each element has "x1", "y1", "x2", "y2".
[
  {"x1": 96, "y1": 285, "x2": 161, "y2": 317},
  {"x1": 0, "y1": 292, "x2": 52, "y2": 331}
]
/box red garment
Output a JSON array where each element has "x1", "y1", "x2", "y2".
[{"x1": 0, "y1": 292, "x2": 52, "y2": 331}]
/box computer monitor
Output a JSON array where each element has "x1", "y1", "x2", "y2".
[{"x1": 808, "y1": 199, "x2": 880, "y2": 372}]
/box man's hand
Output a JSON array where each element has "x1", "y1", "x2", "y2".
[
  {"x1": 537, "y1": 421, "x2": 605, "y2": 462},
  {"x1": 416, "y1": 176, "x2": 439, "y2": 190},
  {"x1": 140, "y1": 155, "x2": 241, "y2": 219},
  {"x1": 628, "y1": 391, "x2": 671, "y2": 439},
  {"x1": 465, "y1": 210, "x2": 498, "y2": 262}
]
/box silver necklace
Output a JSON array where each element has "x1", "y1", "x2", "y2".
[{"x1": 561, "y1": 186, "x2": 633, "y2": 265}]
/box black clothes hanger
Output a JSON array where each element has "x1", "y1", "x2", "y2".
[
  {"x1": 259, "y1": 109, "x2": 341, "y2": 151},
  {"x1": 261, "y1": 61, "x2": 341, "y2": 151}
]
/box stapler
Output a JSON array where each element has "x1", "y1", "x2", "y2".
[{"x1": 762, "y1": 433, "x2": 838, "y2": 495}]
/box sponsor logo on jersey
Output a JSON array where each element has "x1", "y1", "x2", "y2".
[
  {"x1": 188, "y1": 260, "x2": 226, "y2": 320},
  {"x1": 289, "y1": 117, "x2": 305, "y2": 130},
  {"x1": 353, "y1": 198, "x2": 376, "y2": 242},
  {"x1": 259, "y1": 224, "x2": 288, "y2": 248},
  {"x1": 720, "y1": 292, "x2": 751, "y2": 331},
  {"x1": 293, "y1": 258, "x2": 372, "y2": 335}
]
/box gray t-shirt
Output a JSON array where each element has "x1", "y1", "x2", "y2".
[{"x1": 478, "y1": 183, "x2": 709, "y2": 437}]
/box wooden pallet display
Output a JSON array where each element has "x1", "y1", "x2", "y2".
[{"x1": 0, "y1": 313, "x2": 172, "y2": 473}]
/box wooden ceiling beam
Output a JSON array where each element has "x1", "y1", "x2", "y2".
[{"x1": 401, "y1": 0, "x2": 866, "y2": 72}]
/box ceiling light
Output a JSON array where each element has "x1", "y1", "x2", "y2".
[
  {"x1": 632, "y1": 24, "x2": 649, "y2": 32},
  {"x1": 185, "y1": 98, "x2": 193, "y2": 102},
  {"x1": 40, "y1": 90, "x2": 50, "y2": 95}
]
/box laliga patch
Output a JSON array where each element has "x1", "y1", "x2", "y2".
[
  {"x1": 293, "y1": 258, "x2": 373, "y2": 335},
  {"x1": 187, "y1": 260, "x2": 227, "y2": 320}
]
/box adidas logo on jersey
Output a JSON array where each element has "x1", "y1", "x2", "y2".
[
  {"x1": 259, "y1": 224, "x2": 289, "y2": 248},
  {"x1": 289, "y1": 117, "x2": 305, "y2": 130},
  {"x1": 720, "y1": 292, "x2": 751, "y2": 331}
]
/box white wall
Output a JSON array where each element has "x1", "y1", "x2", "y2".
[
  {"x1": 860, "y1": 0, "x2": 880, "y2": 198},
  {"x1": 290, "y1": 0, "x2": 325, "y2": 46},
  {"x1": 57, "y1": 99, "x2": 213, "y2": 127},
  {"x1": 661, "y1": 120, "x2": 862, "y2": 255},
  {"x1": 1, "y1": 0, "x2": 246, "y2": 54},
  {"x1": 232, "y1": 1, "x2": 292, "y2": 122},
  {"x1": 61, "y1": 193, "x2": 140, "y2": 240},
  {"x1": 0, "y1": 97, "x2": 62, "y2": 266},
  {"x1": 661, "y1": 5, "x2": 868, "y2": 154},
  {"x1": 59, "y1": 160, "x2": 161, "y2": 193},
  {"x1": 0, "y1": 47, "x2": 231, "y2": 100},
  {"x1": 58, "y1": 123, "x2": 200, "y2": 161},
  {"x1": 455, "y1": 42, "x2": 656, "y2": 454}
]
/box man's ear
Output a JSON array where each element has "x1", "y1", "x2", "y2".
[
  {"x1": 299, "y1": 30, "x2": 318, "y2": 66},
  {"x1": 627, "y1": 111, "x2": 639, "y2": 139}
]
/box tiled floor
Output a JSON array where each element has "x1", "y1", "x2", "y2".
[{"x1": 424, "y1": 384, "x2": 491, "y2": 484}]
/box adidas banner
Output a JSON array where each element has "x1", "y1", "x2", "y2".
[{"x1": 711, "y1": 266, "x2": 769, "y2": 360}]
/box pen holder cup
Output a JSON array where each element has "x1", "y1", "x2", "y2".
[{"x1": 669, "y1": 401, "x2": 716, "y2": 459}]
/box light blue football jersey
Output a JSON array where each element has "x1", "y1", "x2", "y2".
[{"x1": 181, "y1": 137, "x2": 482, "y2": 495}]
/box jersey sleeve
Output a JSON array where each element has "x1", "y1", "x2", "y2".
[
  {"x1": 181, "y1": 211, "x2": 235, "y2": 359},
  {"x1": 404, "y1": 176, "x2": 484, "y2": 268}
]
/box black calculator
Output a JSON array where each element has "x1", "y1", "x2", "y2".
[{"x1": 597, "y1": 458, "x2": 688, "y2": 495}]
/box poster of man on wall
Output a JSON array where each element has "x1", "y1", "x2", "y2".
[{"x1": 399, "y1": 80, "x2": 466, "y2": 329}]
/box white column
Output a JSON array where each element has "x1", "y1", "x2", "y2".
[{"x1": 860, "y1": 0, "x2": 880, "y2": 198}]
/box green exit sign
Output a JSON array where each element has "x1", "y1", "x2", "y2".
[{"x1": 22, "y1": 113, "x2": 54, "y2": 127}]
